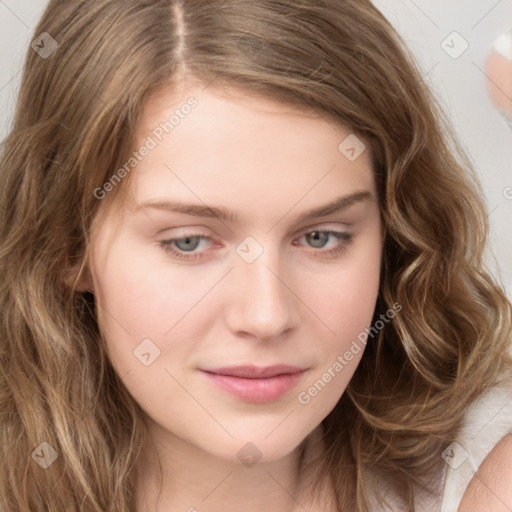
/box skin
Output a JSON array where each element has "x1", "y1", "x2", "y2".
[
  {"x1": 459, "y1": 434, "x2": 512, "y2": 511},
  {"x1": 83, "y1": 78, "x2": 384, "y2": 512},
  {"x1": 485, "y1": 53, "x2": 512, "y2": 118}
]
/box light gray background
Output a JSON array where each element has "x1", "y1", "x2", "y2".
[{"x1": 1, "y1": 0, "x2": 511, "y2": 299}]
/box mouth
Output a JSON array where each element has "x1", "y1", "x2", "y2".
[{"x1": 200, "y1": 365, "x2": 307, "y2": 403}]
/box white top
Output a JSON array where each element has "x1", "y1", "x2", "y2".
[
  {"x1": 440, "y1": 380, "x2": 512, "y2": 511},
  {"x1": 364, "y1": 379, "x2": 512, "y2": 511}
]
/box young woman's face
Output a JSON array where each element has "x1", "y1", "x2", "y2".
[{"x1": 87, "y1": 80, "x2": 383, "y2": 463}]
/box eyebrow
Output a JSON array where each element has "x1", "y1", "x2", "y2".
[{"x1": 136, "y1": 190, "x2": 374, "y2": 224}]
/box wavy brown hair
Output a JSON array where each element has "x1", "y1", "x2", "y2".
[{"x1": 1, "y1": 0, "x2": 511, "y2": 510}]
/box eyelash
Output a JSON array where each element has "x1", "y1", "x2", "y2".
[{"x1": 159, "y1": 230, "x2": 354, "y2": 261}]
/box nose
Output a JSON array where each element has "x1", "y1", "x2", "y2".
[{"x1": 225, "y1": 245, "x2": 298, "y2": 342}]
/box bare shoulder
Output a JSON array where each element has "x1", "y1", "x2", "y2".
[{"x1": 458, "y1": 433, "x2": 512, "y2": 511}]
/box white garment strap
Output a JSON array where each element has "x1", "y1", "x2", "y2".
[{"x1": 440, "y1": 381, "x2": 512, "y2": 511}]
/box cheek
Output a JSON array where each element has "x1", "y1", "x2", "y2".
[
  {"x1": 307, "y1": 271, "x2": 379, "y2": 368},
  {"x1": 304, "y1": 232, "x2": 382, "y2": 351},
  {"x1": 93, "y1": 238, "x2": 214, "y2": 332},
  {"x1": 90, "y1": 238, "x2": 222, "y2": 380},
  {"x1": 295, "y1": 250, "x2": 381, "y2": 410}
]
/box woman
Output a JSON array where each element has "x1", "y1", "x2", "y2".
[{"x1": 1, "y1": 0, "x2": 511, "y2": 510}]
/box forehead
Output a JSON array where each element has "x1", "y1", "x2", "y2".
[
  {"x1": 138, "y1": 82, "x2": 372, "y2": 173},
  {"x1": 96, "y1": 80, "x2": 377, "y2": 231}
]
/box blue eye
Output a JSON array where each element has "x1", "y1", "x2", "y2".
[
  {"x1": 171, "y1": 235, "x2": 204, "y2": 252},
  {"x1": 159, "y1": 235, "x2": 210, "y2": 260},
  {"x1": 303, "y1": 231, "x2": 351, "y2": 249},
  {"x1": 297, "y1": 230, "x2": 354, "y2": 257},
  {"x1": 159, "y1": 230, "x2": 354, "y2": 261}
]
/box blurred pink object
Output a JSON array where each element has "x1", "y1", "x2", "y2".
[{"x1": 485, "y1": 29, "x2": 512, "y2": 129}]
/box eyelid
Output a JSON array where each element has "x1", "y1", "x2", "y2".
[
  {"x1": 156, "y1": 223, "x2": 350, "y2": 245},
  {"x1": 295, "y1": 220, "x2": 354, "y2": 234},
  {"x1": 156, "y1": 220, "x2": 352, "y2": 238},
  {"x1": 158, "y1": 226, "x2": 354, "y2": 261}
]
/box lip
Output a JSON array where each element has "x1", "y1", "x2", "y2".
[
  {"x1": 200, "y1": 365, "x2": 307, "y2": 403},
  {"x1": 202, "y1": 365, "x2": 306, "y2": 378}
]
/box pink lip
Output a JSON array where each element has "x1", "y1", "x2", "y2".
[{"x1": 200, "y1": 365, "x2": 307, "y2": 403}]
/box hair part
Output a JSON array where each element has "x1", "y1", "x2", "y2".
[{"x1": 1, "y1": 0, "x2": 511, "y2": 510}]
